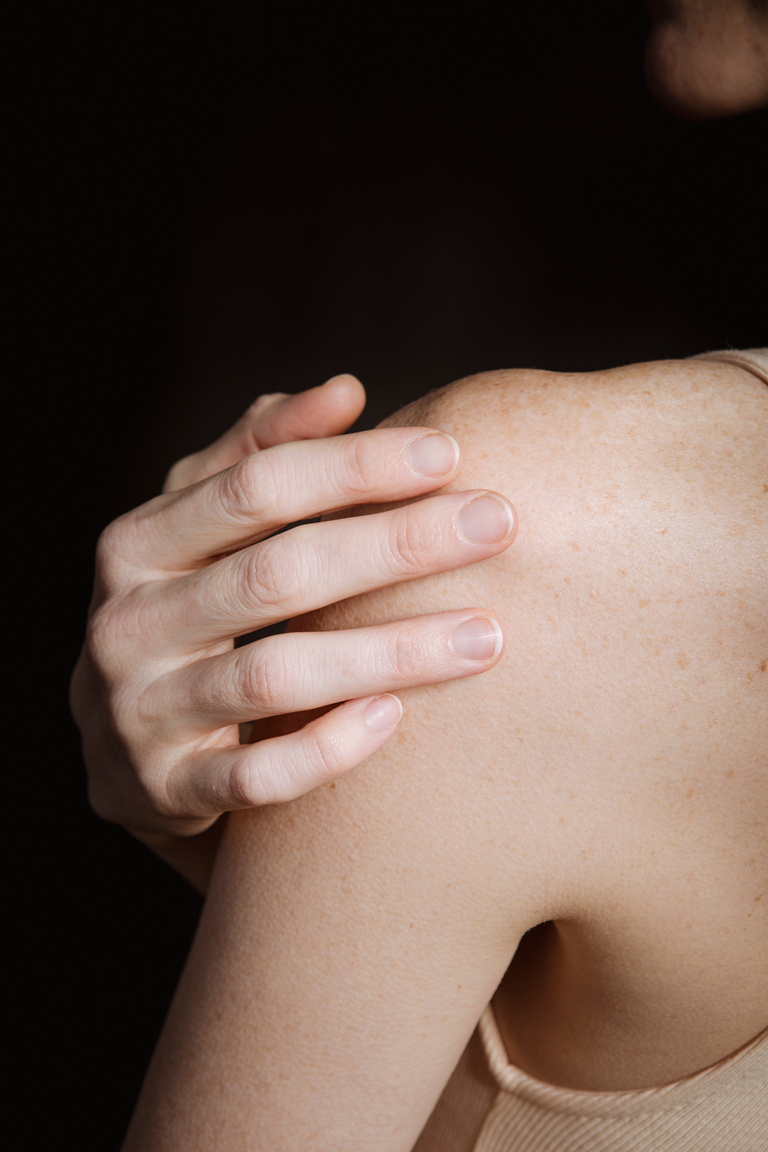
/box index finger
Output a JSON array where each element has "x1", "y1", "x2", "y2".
[
  {"x1": 118, "y1": 428, "x2": 461, "y2": 571},
  {"x1": 164, "y1": 375, "x2": 367, "y2": 492}
]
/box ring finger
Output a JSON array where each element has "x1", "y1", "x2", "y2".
[{"x1": 163, "y1": 609, "x2": 505, "y2": 731}]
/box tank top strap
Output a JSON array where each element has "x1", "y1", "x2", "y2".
[{"x1": 689, "y1": 347, "x2": 768, "y2": 387}]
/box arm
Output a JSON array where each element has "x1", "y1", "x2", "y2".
[{"x1": 122, "y1": 359, "x2": 768, "y2": 1148}]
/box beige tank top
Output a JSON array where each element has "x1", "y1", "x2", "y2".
[
  {"x1": 692, "y1": 346, "x2": 768, "y2": 385},
  {"x1": 415, "y1": 348, "x2": 768, "y2": 1152},
  {"x1": 414, "y1": 1007, "x2": 768, "y2": 1152}
]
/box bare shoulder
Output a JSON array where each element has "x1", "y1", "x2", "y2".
[
  {"x1": 312, "y1": 357, "x2": 767, "y2": 915},
  {"x1": 329, "y1": 358, "x2": 767, "y2": 1086},
  {"x1": 376, "y1": 359, "x2": 767, "y2": 669},
  {"x1": 376, "y1": 358, "x2": 768, "y2": 875},
  {"x1": 388, "y1": 358, "x2": 767, "y2": 512}
]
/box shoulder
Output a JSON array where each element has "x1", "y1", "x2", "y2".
[
  {"x1": 379, "y1": 358, "x2": 767, "y2": 626},
  {"x1": 202, "y1": 360, "x2": 766, "y2": 1129},
  {"x1": 321, "y1": 358, "x2": 767, "y2": 918},
  {"x1": 386, "y1": 358, "x2": 768, "y2": 493}
]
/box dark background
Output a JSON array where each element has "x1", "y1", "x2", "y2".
[{"x1": 33, "y1": 0, "x2": 766, "y2": 1145}]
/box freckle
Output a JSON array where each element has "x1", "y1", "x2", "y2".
[
  {"x1": 763, "y1": 483, "x2": 768, "y2": 493},
  {"x1": 755, "y1": 894, "x2": 763, "y2": 903},
  {"x1": 559, "y1": 816, "x2": 566, "y2": 825},
  {"x1": 329, "y1": 782, "x2": 336, "y2": 790},
  {"x1": 661, "y1": 528, "x2": 668, "y2": 535},
  {"x1": 760, "y1": 660, "x2": 767, "y2": 673},
  {"x1": 570, "y1": 540, "x2": 581, "y2": 551},
  {"x1": 726, "y1": 768, "x2": 735, "y2": 778},
  {"x1": 639, "y1": 599, "x2": 649, "y2": 608},
  {"x1": 686, "y1": 788, "x2": 694, "y2": 799},
  {"x1": 677, "y1": 652, "x2": 690, "y2": 670},
  {"x1": 716, "y1": 589, "x2": 725, "y2": 597},
  {"x1": 619, "y1": 568, "x2": 627, "y2": 576}
]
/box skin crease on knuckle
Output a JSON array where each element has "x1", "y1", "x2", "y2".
[
  {"x1": 383, "y1": 503, "x2": 446, "y2": 578},
  {"x1": 239, "y1": 533, "x2": 306, "y2": 619},
  {"x1": 220, "y1": 450, "x2": 281, "y2": 530},
  {"x1": 241, "y1": 638, "x2": 296, "y2": 717}
]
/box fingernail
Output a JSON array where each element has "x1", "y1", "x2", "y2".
[
  {"x1": 407, "y1": 433, "x2": 459, "y2": 477},
  {"x1": 457, "y1": 494, "x2": 514, "y2": 544},
  {"x1": 364, "y1": 694, "x2": 404, "y2": 732},
  {"x1": 452, "y1": 617, "x2": 503, "y2": 661}
]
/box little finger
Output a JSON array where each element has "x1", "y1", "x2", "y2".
[{"x1": 180, "y1": 694, "x2": 406, "y2": 811}]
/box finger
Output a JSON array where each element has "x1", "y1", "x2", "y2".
[
  {"x1": 121, "y1": 427, "x2": 462, "y2": 571},
  {"x1": 178, "y1": 694, "x2": 405, "y2": 812},
  {"x1": 250, "y1": 374, "x2": 366, "y2": 448},
  {"x1": 163, "y1": 375, "x2": 366, "y2": 492},
  {"x1": 156, "y1": 490, "x2": 515, "y2": 647},
  {"x1": 164, "y1": 609, "x2": 505, "y2": 729}
]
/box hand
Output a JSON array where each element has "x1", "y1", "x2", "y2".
[{"x1": 70, "y1": 375, "x2": 516, "y2": 848}]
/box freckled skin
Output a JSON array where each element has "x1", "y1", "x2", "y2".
[{"x1": 123, "y1": 359, "x2": 767, "y2": 1149}]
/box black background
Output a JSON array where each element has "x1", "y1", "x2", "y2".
[{"x1": 30, "y1": 0, "x2": 766, "y2": 1145}]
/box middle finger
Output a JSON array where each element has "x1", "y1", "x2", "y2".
[{"x1": 155, "y1": 489, "x2": 517, "y2": 650}]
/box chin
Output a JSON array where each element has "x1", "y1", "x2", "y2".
[{"x1": 644, "y1": 6, "x2": 768, "y2": 120}]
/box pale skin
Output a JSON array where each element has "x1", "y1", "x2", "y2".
[
  {"x1": 120, "y1": 357, "x2": 767, "y2": 1150},
  {"x1": 70, "y1": 374, "x2": 517, "y2": 891}
]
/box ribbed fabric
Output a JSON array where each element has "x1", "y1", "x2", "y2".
[
  {"x1": 691, "y1": 347, "x2": 768, "y2": 387},
  {"x1": 415, "y1": 347, "x2": 768, "y2": 1152},
  {"x1": 415, "y1": 1007, "x2": 768, "y2": 1152}
]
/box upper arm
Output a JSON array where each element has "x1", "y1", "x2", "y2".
[{"x1": 124, "y1": 361, "x2": 768, "y2": 1150}]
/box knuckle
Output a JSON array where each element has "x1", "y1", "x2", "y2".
[
  {"x1": 84, "y1": 591, "x2": 155, "y2": 679},
  {"x1": 163, "y1": 453, "x2": 197, "y2": 493},
  {"x1": 149, "y1": 771, "x2": 188, "y2": 820},
  {"x1": 94, "y1": 517, "x2": 131, "y2": 588},
  {"x1": 242, "y1": 642, "x2": 294, "y2": 714},
  {"x1": 387, "y1": 627, "x2": 425, "y2": 680},
  {"x1": 305, "y1": 725, "x2": 347, "y2": 784},
  {"x1": 228, "y1": 756, "x2": 265, "y2": 808},
  {"x1": 248, "y1": 392, "x2": 287, "y2": 422},
  {"x1": 84, "y1": 601, "x2": 123, "y2": 669},
  {"x1": 243, "y1": 536, "x2": 303, "y2": 612},
  {"x1": 383, "y1": 507, "x2": 438, "y2": 576},
  {"x1": 221, "y1": 453, "x2": 280, "y2": 525},
  {"x1": 337, "y1": 435, "x2": 376, "y2": 498}
]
